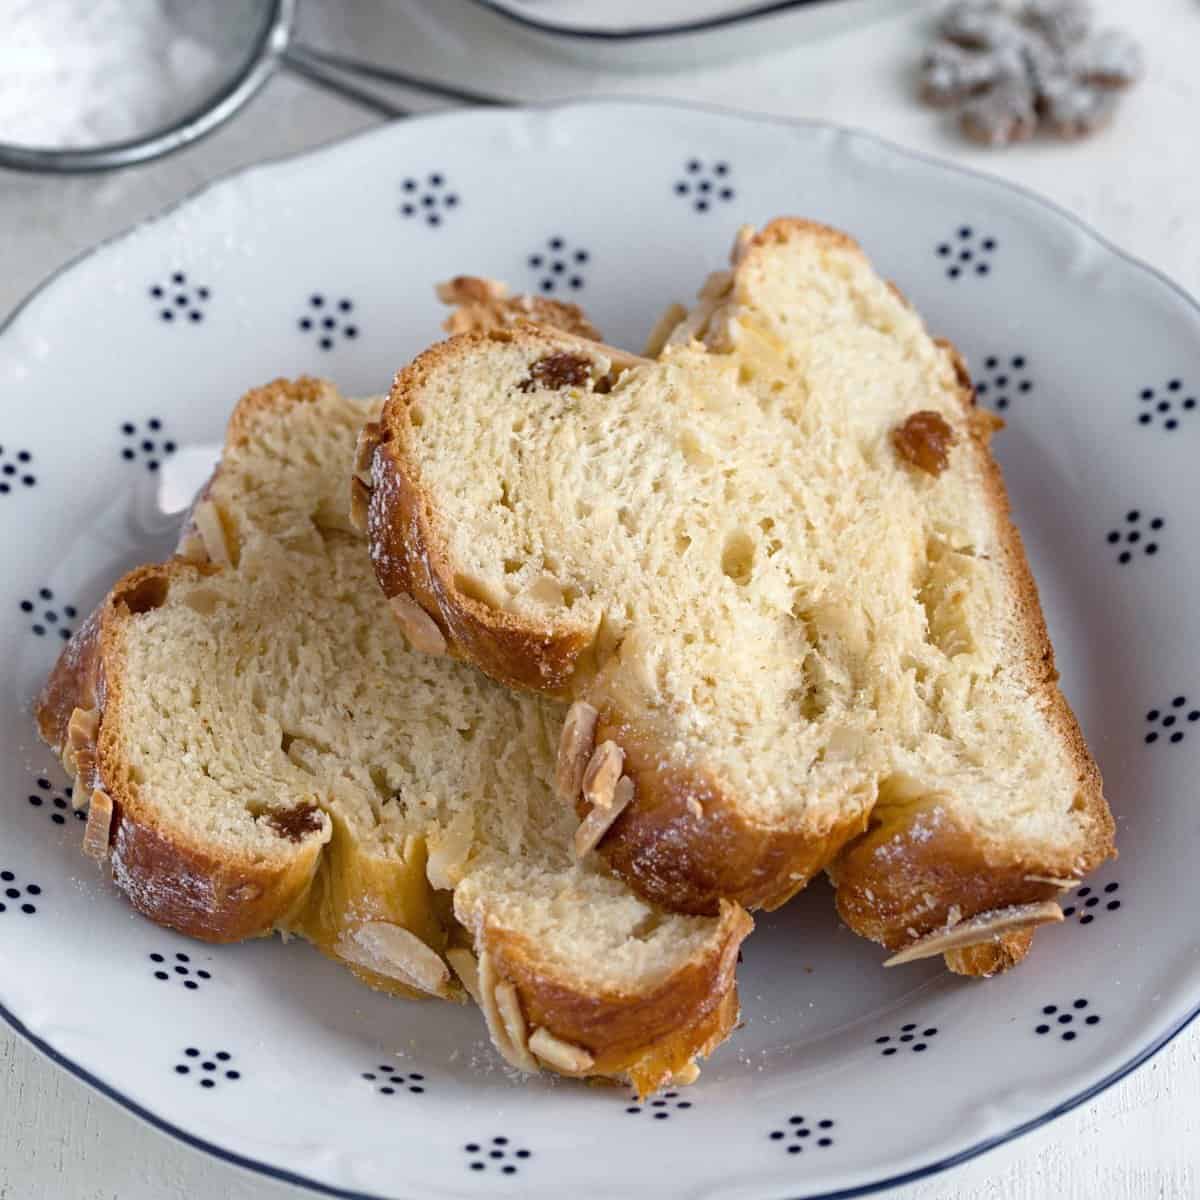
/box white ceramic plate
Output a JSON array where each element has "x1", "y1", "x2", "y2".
[
  {"x1": 2, "y1": 100, "x2": 1198, "y2": 1200},
  {"x1": 455, "y1": 0, "x2": 920, "y2": 70}
]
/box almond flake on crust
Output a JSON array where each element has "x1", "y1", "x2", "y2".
[{"x1": 883, "y1": 901, "x2": 1064, "y2": 967}]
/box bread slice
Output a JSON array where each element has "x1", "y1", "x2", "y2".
[
  {"x1": 362, "y1": 218, "x2": 1114, "y2": 976},
  {"x1": 36, "y1": 376, "x2": 749, "y2": 1092}
]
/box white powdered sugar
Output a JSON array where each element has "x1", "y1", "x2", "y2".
[{"x1": 0, "y1": 0, "x2": 248, "y2": 149}]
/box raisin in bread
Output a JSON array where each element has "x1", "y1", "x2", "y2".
[
  {"x1": 36, "y1": 377, "x2": 749, "y2": 1092},
  {"x1": 361, "y1": 218, "x2": 1113, "y2": 976}
]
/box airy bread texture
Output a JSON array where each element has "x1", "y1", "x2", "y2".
[
  {"x1": 365, "y1": 218, "x2": 1113, "y2": 975},
  {"x1": 37, "y1": 377, "x2": 749, "y2": 1092}
]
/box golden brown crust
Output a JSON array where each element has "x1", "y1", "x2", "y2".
[
  {"x1": 587, "y1": 710, "x2": 868, "y2": 915},
  {"x1": 369, "y1": 372, "x2": 596, "y2": 696},
  {"x1": 368, "y1": 222, "x2": 1115, "y2": 979},
  {"x1": 485, "y1": 901, "x2": 751, "y2": 1094},
  {"x1": 37, "y1": 373, "x2": 747, "y2": 1081},
  {"x1": 828, "y1": 335, "x2": 1113, "y2": 975}
]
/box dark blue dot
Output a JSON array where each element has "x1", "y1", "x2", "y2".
[
  {"x1": 959, "y1": 227, "x2": 971, "y2": 238},
  {"x1": 310, "y1": 294, "x2": 324, "y2": 307},
  {"x1": 695, "y1": 200, "x2": 709, "y2": 212},
  {"x1": 155, "y1": 971, "x2": 168, "y2": 980},
  {"x1": 686, "y1": 159, "x2": 701, "y2": 173},
  {"x1": 189, "y1": 311, "x2": 202, "y2": 322},
  {"x1": 1169, "y1": 379, "x2": 1182, "y2": 391},
  {"x1": 883, "y1": 1047, "x2": 897, "y2": 1055},
  {"x1": 403, "y1": 179, "x2": 416, "y2": 192},
  {"x1": 1146, "y1": 543, "x2": 1158, "y2": 555},
  {"x1": 175, "y1": 295, "x2": 187, "y2": 307},
  {"x1": 502, "y1": 1166, "x2": 517, "y2": 1175},
  {"x1": 976, "y1": 263, "x2": 989, "y2": 275},
  {"x1": 27, "y1": 796, "x2": 41, "y2": 807},
  {"x1": 528, "y1": 255, "x2": 543, "y2": 268},
  {"x1": 421, "y1": 195, "x2": 435, "y2": 208},
  {"x1": 1146, "y1": 732, "x2": 1159, "y2": 744},
  {"x1": 1118, "y1": 551, "x2": 1131, "y2": 564},
  {"x1": 937, "y1": 244, "x2": 951, "y2": 256},
  {"x1": 1081, "y1": 913, "x2": 1094, "y2": 924},
  {"x1": 959, "y1": 249, "x2": 972, "y2": 262},
  {"x1": 380, "y1": 1086, "x2": 394, "y2": 1094},
  {"x1": 1043, "y1": 1005, "x2": 1057, "y2": 1015},
  {"x1": 516, "y1": 1150, "x2": 530, "y2": 1159},
  {"x1": 698, "y1": 180, "x2": 712, "y2": 194},
  {"x1": 1105, "y1": 882, "x2": 1119, "y2": 892},
  {"x1": 569, "y1": 277, "x2": 584, "y2": 290},
  {"x1": 1086, "y1": 1015, "x2": 1100, "y2": 1025},
  {"x1": 185, "y1": 1047, "x2": 199, "y2": 1057},
  {"x1": 344, "y1": 326, "x2": 358, "y2": 339},
  {"x1": 948, "y1": 267, "x2": 961, "y2": 279},
  {"x1": 1074, "y1": 998, "x2": 1088, "y2": 1009},
  {"x1": 401, "y1": 204, "x2": 415, "y2": 216},
  {"x1": 172, "y1": 272, "x2": 185, "y2": 285},
  {"x1": 714, "y1": 162, "x2": 729, "y2": 175},
  {"x1": 197, "y1": 287, "x2": 210, "y2": 300},
  {"x1": 322, "y1": 317, "x2": 336, "y2": 330},
  {"x1": 226, "y1": 1070, "x2": 240, "y2": 1080},
  {"x1": 1142, "y1": 388, "x2": 1154, "y2": 400},
  {"x1": 32, "y1": 625, "x2": 44, "y2": 636},
  {"x1": 982, "y1": 238, "x2": 996, "y2": 251},
  {"x1": 769, "y1": 1130, "x2": 784, "y2": 1139},
  {"x1": 548, "y1": 238, "x2": 564, "y2": 250},
  {"x1": 175, "y1": 1065, "x2": 189, "y2": 1074},
  {"x1": 319, "y1": 337, "x2": 333, "y2": 351},
  {"x1": 1171, "y1": 731, "x2": 1184, "y2": 743},
  {"x1": 200, "y1": 1078, "x2": 215, "y2": 1088},
  {"x1": 429, "y1": 173, "x2": 444, "y2": 186},
  {"x1": 184, "y1": 980, "x2": 198, "y2": 990},
  {"x1": 469, "y1": 1162, "x2": 484, "y2": 1171},
  {"x1": 19, "y1": 600, "x2": 32, "y2": 612},
  {"x1": 444, "y1": 194, "x2": 459, "y2": 207},
  {"x1": 1063, "y1": 1031, "x2": 1076, "y2": 1041},
  {"x1": 64, "y1": 605, "x2": 76, "y2": 617},
  {"x1": 493, "y1": 1137, "x2": 508, "y2": 1145},
  {"x1": 161, "y1": 310, "x2": 174, "y2": 321},
  {"x1": 464, "y1": 1144, "x2": 479, "y2": 1153}
]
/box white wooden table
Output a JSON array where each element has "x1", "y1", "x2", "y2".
[{"x1": 3, "y1": 2, "x2": 1199, "y2": 1196}]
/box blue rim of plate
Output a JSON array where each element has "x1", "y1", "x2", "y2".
[
  {"x1": 3, "y1": 97, "x2": 1199, "y2": 1200},
  {"x1": 461, "y1": 0, "x2": 830, "y2": 42}
]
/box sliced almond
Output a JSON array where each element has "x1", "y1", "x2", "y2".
[
  {"x1": 353, "y1": 421, "x2": 382, "y2": 486},
  {"x1": 349, "y1": 476, "x2": 370, "y2": 534},
  {"x1": 191, "y1": 499, "x2": 232, "y2": 567},
  {"x1": 389, "y1": 593, "x2": 447, "y2": 656},
  {"x1": 1025, "y1": 875, "x2": 1082, "y2": 890},
  {"x1": 529, "y1": 1027, "x2": 595, "y2": 1075},
  {"x1": 574, "y1": 774, "x2": 634, "y2": 859},
  {"x1": 494, "y1": 979, "x2": 538, "y2": 1072},
  {"x1": 82, "y1": 788, "x2": 113, "y2": 861},
  {"x1": 544, "y1": 327, "x2": 651, "y2": 374},
  {"x1": 446, "y1": 947, "x2": 481, "y2": 1005},
  {"x1": 883, "y1": 901, "x2": 1064, "y2": 967},
  {"x1": 176, "y1": 528, "x2": 207, "y2": 564},
  {"x1": 336, "y1": 922, "x2": 451, "y2": 997},
  {"x1": 65, "y1": 705, "x2": 99, "y2": 780},
  {"x1": 426, "y1": 809, "x2": 474, "y2": 891},
  {"x1": 672, "y1": 1061, "x2": 701, "y2": 1087},
  {"x1": 582, "y1": 740, "x2": 625, "y2": 810},
  {"x1": 555, "y1": 701, "x2": 599, "y2": 802},
  {"x1": 685, "y1": 797, "x2": 704, "y2": 820},
  {"x1": 642, "y1": 302, "x2": 688, "y2": 358},
  {"x1": 436, "y1": 275, "x2": 509, "y2": 306},
  {"x1": 478, "y1": 949, "x2": 539, "y2": 1072},
  {"x1": 730, "y1": 224, "x2": 755, "y2": 266}
]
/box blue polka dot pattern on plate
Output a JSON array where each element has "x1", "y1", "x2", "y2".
[
  {"x1": 399, "y1": 173, "x2": 459, "y2": 227},
  {"x1": 19, "y1": 588, "x2": 76, "y2": 641},
  {"x1": 149, "y1": 272, "x2": 210, "y2": 324},
  {"x1": 0, "y1": 869, "x2": 42, "y2": 915},
  {"x1": 526, "y1": 237, "x2": 589, "y2": 294},
  {"x1": 973, "y1": 354, "x2": 1032, "y2": 411},
  {"x1": 1137, "y1": 378, "x2": 1195, "y2": 431},
  {"x1": 1034, "y1": 998, "x2": 1101, "y2": 1041},
  {"x1": 674, "y1": 158, "x2": 735, "y2": 213},
  {"x1": 1062, "y1": 880, "x2": 1121, "y2": 925},
  {"x1": 936, "y1": 226, "x2": 996, "y2": 280},
  {"x1": 0, "y1": 445, "x2": 36, "y2": 494},
  {"x1": 27, "y1": 776, "x2": 83, "y2": 827},
  {"x1": 150, "y1": 950, "x2": 213, "y2": 991},
  {"x1": 298, "y1": 295, "x2": 359, "y2": 351},
  {"x1": 462, "y1": 1136, "x2": 532, "y2": 1176},
  {"x1": 767, "y1": 1115, "x2": 836, "y2": 1155},
  {"x1": 624, "y1": 1088, "x2": 693, "y2": 1119},
  {"x1": 120, "y1": 418, "x2": 176, "y2": 473},
  {"x1": 174, "y1": 1047, "x2": 240, "y2": 1087},
  {"x1": 361, "y1": 1063, "x2": 428, "y2": 1095},
  {"x1": 1143, "y1": 696, "x2": 1198, "y2": 746},
  {"x1": 1105, "y1": 509, "x2": 1163, "y2": 564},
  {"x1": 876, "y1": 1022, "x2": 939, "y2": 1056}
]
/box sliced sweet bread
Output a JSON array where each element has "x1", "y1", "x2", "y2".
[
  {"x1": 36, "y1": 377, "x2": 749, "y2": 1092},
  {"x1": 362, "y1": 218, "x2": 1113, "y2": 976}
]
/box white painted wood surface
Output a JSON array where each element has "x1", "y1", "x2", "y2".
[{"x1": 3, "y1": 2, "x2": 1198, "y2": 1196}]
